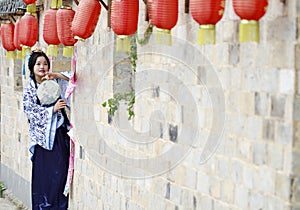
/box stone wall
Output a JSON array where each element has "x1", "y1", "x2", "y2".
[{"x1": 0, "y1": 0, "x2": 299, "y2": 209}]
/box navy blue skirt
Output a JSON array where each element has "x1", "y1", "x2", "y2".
[{"x1": 31, "y1": 126, "x2": 70, "y2": 210}]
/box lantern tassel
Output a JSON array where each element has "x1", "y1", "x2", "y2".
[
  {"x1": 116, "y1": 36, "x2": 131, "y2": 52},
  {"x1": 155, "y1": 28, "x2": 172, "y2": 46},
  {"x1": 63, "y1": 46, "x2": 74, "y2": 57},
  {"x1": 26, "y1": 3, "x2": 36, "y2": 13},
  {"x1": 197, "y1": 24, "x2": 216, "y2": 45},
  {"x1": 16, "y1": 50, "x2": 23, "y2": 60},
  {"x1": 51, "y1": 0, "x2": 62, "y2": 9},
  {"x1": 239, "y1": 20, "x2": 259, "y2": 43},
  {"x1": 6, "y1": 51, "x2": 16, "y2": 59},
  {"x1": 47, "y1": 45, "x2": 59, "y2": 57},
  {"x1": 22, "y1": 46, "x2": 31, "y2": 58}
]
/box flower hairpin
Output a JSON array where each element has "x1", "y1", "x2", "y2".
[{"x1": 29, "y1": 47, "x2": 43, "y2": 55}]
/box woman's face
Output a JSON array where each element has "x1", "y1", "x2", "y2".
[{"x1": 33, "y1": 56, "x2": 49, "y2": 83}]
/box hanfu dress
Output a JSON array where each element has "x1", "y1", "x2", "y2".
[{"x1": 23, "y1": 74, "x2": 70, "y2": 210}]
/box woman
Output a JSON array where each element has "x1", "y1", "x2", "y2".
[{"x1": 23, "y1": 50, "x2": 70, "y2": 210}]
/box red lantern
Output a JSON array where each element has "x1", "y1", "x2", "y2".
[
  {"x1": 191, "y1": 0, "x2": 225, "y2": 25},
  {"x1": 23, "y1": 0, "x2": 35, "y2": 4},
  {"x1": 19, "y1": 12, "x2": 38, "y2": 48},
  {"x1": 111, "y1": 0, "x2": 139, "y2": 36},
  {"x1": 148, "y1": 0, "x2": 178, "y2": 31},
  {"x1": 72, "y1": 0, "x2": 101, "y2": 40},
  {"x1": 43, "y1": 8, "x2": 60, "y2": 56},
  {"x1": 1, "y1": 23, "x2": 15, "y2": 51},
  {"x1": 190, "y1": 0, "x2": 225, "y2": 44},
  {"x1": 14, "y1": 19, "x2": 22, "y2": 51},
  {"x1": 232, "y1": 0, "x2": 268, "y2": 21},
  {"x1": 1, "y1": 22, "x2": 16, "y2": 59},
  {"x1": 232, "y1": 0, "x2": 268, "y2": 42},
  {"x1": 57, "y1": 6, "x2": 77, "y2": 57}
]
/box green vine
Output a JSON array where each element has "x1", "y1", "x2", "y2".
[
  {"x1": 136, "y1": 24, "x2": 153, "y2": 46},
  {"x1": 130, "y1": 34, "x2": 137, "y2": 73},
  {"x1": 102, "y1": 92, "x2": 135, "y2": 120},
  {"x1": 102, "y1": 25, "x2": 153, "y2": 121},
  {"x1": 0, "y1": 181, "x2": 6, "y2": 198}
]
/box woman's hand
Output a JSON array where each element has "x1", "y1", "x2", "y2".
[
  {"x1": 42, "y1": 72, "x2": 58, "y2": 81},
  {"x1": 54, "y1": 99, "x2": 67, "y2": 112},
  {"x1": 42, "y1": 72, "x2": 69, "y2": 81}
]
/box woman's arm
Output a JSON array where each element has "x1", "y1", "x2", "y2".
[
  {"x1": 42, "y1": 72, "x2": 70, "y2": 81},
  {"x1": 23, "y1": 86, "x2": 53, "y2": 122}
]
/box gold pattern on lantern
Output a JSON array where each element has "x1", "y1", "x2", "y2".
[
  {"x1": 220, "y1": 0, "x2": 225, "y2": 8},
  {"x1": 218, "y1": 9, "x2": 224, "y2": 16}
]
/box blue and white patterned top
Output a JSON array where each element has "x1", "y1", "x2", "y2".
[{"x1": 23, "y1": 72, "x2": 70, "y2": 160}]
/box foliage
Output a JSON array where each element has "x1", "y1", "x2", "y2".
[
  {"x1": 102, "y1": 92, "x2": 135, "y2": 120},
  {"x1": 102, "y1": 24, "x2": 153, "y2": 121},
  {"x1": 0, "y1": 181, "x2": 6, "y2": 198}
]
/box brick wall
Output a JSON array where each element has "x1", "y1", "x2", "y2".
[{"x1": 0, "y1": 0, "x2": 299, "y2": 209}]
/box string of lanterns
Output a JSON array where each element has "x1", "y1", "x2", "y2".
[{"x1": 0, "y1": 0, "x2": 269, "y2": 59}]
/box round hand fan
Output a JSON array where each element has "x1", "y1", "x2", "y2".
[{"x1": 37, "y1": 80, "x2": 61, "y2": 105}]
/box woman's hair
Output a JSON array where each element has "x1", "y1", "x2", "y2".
[{"x1": 28, "y1": 51, "x2": 50, "y2": 79}]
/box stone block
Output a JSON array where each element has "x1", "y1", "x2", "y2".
[
  {"x1": 169, "y1": 184, "x2": 181, "y2": 205},
  {"x1": 275, "y1": 173, "x2": 291, "y2": 201},
  {"x1": 261, "y1": 68, "x2": 279, "y2": 92},
  {"x1": 271, "y1": 95, "x2": 286, "y2": 118},
  {"x1": 256, "y1": 43, "x2": 271, "y2": 68},
  {"x1": 267, "y1": 143, "x2": 283, "y2": 170},
  {"x1": 237, "y1": 139, "x2": 252, "y2": 161},
  {"x1": 231, "y1": 113, "x2": 247, "y2": 136},
  {"x1": 243, "y1": 166, "x2": 254, "y2": 189},
  {"x1": 214, "y1": 200, "x2": 231, "y2": 210},
  {"x1": 234, "y1": 185, "x2": 249, "y2": 209},
  {"x1": 240, "y1": 92, "x2": 255, "y2": 115},
  {"x1": 217, "y1": 158, "x2": 230, "y2": 179},
  {"x1": 267, "y1": 17, "x2": 296, "y2": 42},
  {"x1": 221, "y1": 20, "x2": 239, "y2": 43},
  {"x1": 246, "y1": 116, "x2": 262, "y2": 140},
  {"x1": 230, "y1": 68, "x2": 242, "y2": 90},
  {"x1": 271, "y1": 41, "x2": 295, "y2": 69},
  {"x1": 221, "y1": 180, "x2": 234, "y2": 203},
  {"x1": 210, "y1": 177, "x2": 221, "y2": 198},
  {"x1": 254, "y1": 166, "x2": 275, "y2": 194},
  {"x1": 255, "y1": 92, "x2": 270, "y2": 116},
  {"x1": 239, "y1": 43, "x2": 257, "y2": 68},
  {"x1": 277, "y1": 122, "x2": 293, "y2": 145},
  {"x1": 253, "y1": 142, "x2": 266, "y2": 165},
  {"x1": 279, "y1": 69, "x2": 295, "y2": 94},
  {"x1": 215, "y1": 43, "x2": 230, "y2": 66},
  {"x1": 296, "y1": 44, "x2": 300, "y2": 70},
  {"x1": 292, "y1": 150, "x2": 300, "y2": 175},
  {"x1": 199, "y1": 195, "x2": 214, "y2": 210},
  {"x1": 196, "y1": 171, "x2": 210, "y2": 194},
  {"x1": 180, "y1": 189, "x2": 193, "y2": 208},
  {"x1": 294, "y1": 96, "x2": 300, "y2": 122},
  {"x1": 229, "y1": 43, "x2": 240, "y2": 66},
  {"x1": 249, "y1": 192, "x2": 265, "y2": 210},
  {"x1": 263, "y1": 119, "x2": 275, "y2": 140},
  {"x1": 266, "y1": 196, "x2": 284, "y2": 210},
  {"x1": 231, "y1": 160, "x2": 243, "y2": 184}
]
